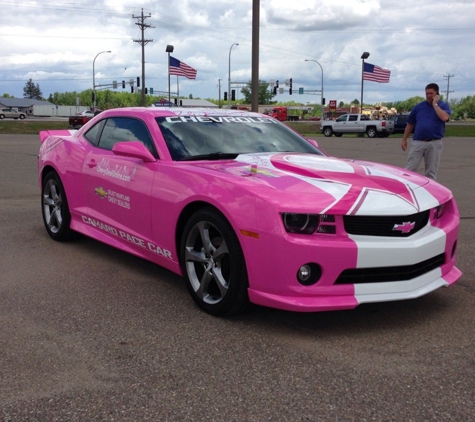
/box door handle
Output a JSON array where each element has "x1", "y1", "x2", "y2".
[{"x1": 86, "y1": 159, "x2": 97, "y2": 168}]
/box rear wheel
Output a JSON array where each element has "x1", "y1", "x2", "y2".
[
  {"x1": 323, "y1": 127, "x2": 333, "y2": 137},
  {"x1": 180, "y1": 208, "x2": 249, "y2": 316},
  {"x1": 366, "y1": 127, "x2": 377, "y2": 138},
  {"x1": 19, "y1": 114, "x2": 26, "y2": 119},
  {"x1": 41, "y1": 171, "x2": 73, "y2": 241}
]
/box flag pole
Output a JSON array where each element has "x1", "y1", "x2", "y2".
[
  {"x1": 360, "y1": 52, "x2": 370, "y2": 114},
  {"x1": 166, "y1": 45, "x2": 174, "y2": 105}
]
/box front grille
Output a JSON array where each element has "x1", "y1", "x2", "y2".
[
  {"x1": 334, "y1": 253, "x2": 445, "y2": 284},
  {"x1": 343, "y1": 210, "x2": 430, "y2": 237}
]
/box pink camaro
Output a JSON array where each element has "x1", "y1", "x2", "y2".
[{"x1": 38, "y1": 107, "x2": 461, "y2": 315}]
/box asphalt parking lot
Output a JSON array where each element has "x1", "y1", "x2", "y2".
[{"x1": 1, "y1": 134, "x2": 474, "y2": 421}]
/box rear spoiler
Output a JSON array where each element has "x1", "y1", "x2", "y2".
[{"x1": 39, "y1": 129, "x2": 77, "y2": 144}]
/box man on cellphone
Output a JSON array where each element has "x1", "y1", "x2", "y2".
[{"x1": 401, "y1": 83, "x2": 451, "y2": 180}]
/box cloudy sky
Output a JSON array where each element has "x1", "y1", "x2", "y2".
[{"x1": 1, "y1": 0, "x2": 474, "y2": 106}]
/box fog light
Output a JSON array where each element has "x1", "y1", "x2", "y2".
[
  {"x1": 297, "y1": 263, "x2": 322, "y2": 286},
  {"x1": 299, "y1": 265, "x2": 311, "y2": 281}
]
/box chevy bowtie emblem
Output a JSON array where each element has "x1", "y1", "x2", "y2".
[{"x1": 392, "y1": 221, "x2": 416, "y2": 233}]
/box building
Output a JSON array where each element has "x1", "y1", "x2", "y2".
[{"x1": 0, "y1": 98, "x2": 54, "y2": 115}]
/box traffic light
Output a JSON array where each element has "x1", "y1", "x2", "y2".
[
  {"x1": 145, "y1": 88, "x2": 148, "y2": 94},
  {"x1": 322, "y1": 98, "x2": 325, "y2": 105},
  {"x1": 273, "y1": 86, "x2": 277, "y2": 95},
  {"x1": 276, "y1": 80, "x2": 279, "y2": 88},
  {"x1": 131, "y1": 86, "x2": 134, "y2": 93},
  {"x1": 122, "y1": 80, "x2": 125, "y2": 89},
  {"x1": 224, "y1": 92, "x2": 228, "y2": 101},
  {"x1": 231, "y1": 89, "x2": 236, "y2": 101},
  {"x1": 289, "y1": 78, "x2": 293, "y2": 95},
  {"x1": 137, "y1": 77, "x2": 140, "y2": 87},
  {"x1": 150, "y1": 88, "x2": 154, "y2": 94}
]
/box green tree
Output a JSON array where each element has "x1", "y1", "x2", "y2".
[
  {"x1": 240, "y1": 80, "x2": 276, "y2": 104},
  {"x1": 23, "y1": 78, "x2": 43, "y2": 100}
]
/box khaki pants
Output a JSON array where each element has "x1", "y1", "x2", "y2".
[{"x1": 405, "y1": 139, "x2": 443, "y2": 180}]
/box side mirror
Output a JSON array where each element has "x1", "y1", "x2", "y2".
[
  {"x1": 112, "y1": 141, "x2": 156, "y2": 162},
  {"x1": 306, "y1": 138, "x2": 319, "y2": 148}
]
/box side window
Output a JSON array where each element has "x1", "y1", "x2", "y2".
[
  {"x1": 97, "y1": 117, "x2": 158, "y2": 157},
  {"x1": 84, "y1": 119, "x2": 106, "y2": 146},
  {"x1": 348, "y1": 115, "x2": 358, "y2": 121},
  {"x1": 336, "y1": 116, "x2": 347, "y2": 122}
]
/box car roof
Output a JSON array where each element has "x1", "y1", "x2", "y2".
[{"x1": 98, "y1": 107, "x2": 266, "y2": 119}]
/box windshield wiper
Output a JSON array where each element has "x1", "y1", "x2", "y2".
[{"x1": 180, "y1": 152, "x2": 240, "y2": 161}]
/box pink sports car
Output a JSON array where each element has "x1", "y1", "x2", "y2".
[{"x1": 38, "y1": 107, "x2": 461, "y2": 315}]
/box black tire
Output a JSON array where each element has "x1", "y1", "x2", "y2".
[
  {"x1": 335, "y1": 133, "x2": 343, "y2": 137},
  {"x1": 41, "y1": 171, "x2": 73, "y2": 241},
  {"x1": 0, "y1": 114, "x2": 4, "y2": 119},
  {"x1": 19, "y1": 114, "x2": 26, "y2": 119},
  {"x1": 180, "y1": 207, "x2": 249, "y2": 316},
  {"x1": 323, "y1": 127, "x2": 333, "y2": 137},
  {"x1": 366, "y1": 127, "x2": 377, "y2": 138}
]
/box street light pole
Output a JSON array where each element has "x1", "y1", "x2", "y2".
[
  {"x1": 92, "y1": 50, "x2": 111, "y2": 109},
  {"x1": 228, "y1": 43, "x2": 239, "y2": 108},
  {"x1": 305, "y1": 59, "x2": 324, "y2": 122}
]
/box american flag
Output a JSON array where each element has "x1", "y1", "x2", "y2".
[
  {"x1": 363, "y1": 62, "x2": 391, "y2": 83},
  {"x1": 169, "y1": 56, "x2": 197, "y2": 80}
]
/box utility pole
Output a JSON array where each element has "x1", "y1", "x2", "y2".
[
  {"x1": 443, "y1": 74, "x2": 454, "y2": 103},
  {"x1": 218, "y1": 78, "x2": 222, "y2": 108},
  {"x1": 133, "y1": 8, "x2": 154, "y2": 106}
]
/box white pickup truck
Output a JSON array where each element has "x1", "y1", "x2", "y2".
[{"x1": 321, "y1": 114, "x2": 394, "y2": 138}]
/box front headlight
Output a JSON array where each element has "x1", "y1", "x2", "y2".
[
  {"x1": 435, "y1": 203, "x2": 445, "y2": 219},
  {"x1": 282, "y1": 213, "x2": 336, "y2": 235},
  {"x1": 282, "y1": 213, "x2": 320, "y2": 234}
]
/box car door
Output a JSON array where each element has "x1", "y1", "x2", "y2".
[
  {"x1": 347, "y1": 114, "x2": 361, "y2": 132},
  {"x1": 81, "y1": 116, "x2": 158, "y2": 253},
  {"x1": 333, "y1": 115, "x2": 349, "y2": 133}
]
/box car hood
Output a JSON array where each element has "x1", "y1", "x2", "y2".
[{"x1": 194, "y1": 152, "x2": 451, "y2": 216}]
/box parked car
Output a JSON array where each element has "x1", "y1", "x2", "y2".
[
  {"x1": 0, "y1": 108, "x2": 26, "y2": 120},
  {"x1": 389, "y1": 113, "x2": 412, "y2": 134},
  {"x1": 38, "y1": 107, "x2": 461, "y2": 316}
]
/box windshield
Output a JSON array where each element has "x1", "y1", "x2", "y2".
[{"x1": 156, "y1": 115, "x2": 323, "y2": 160}]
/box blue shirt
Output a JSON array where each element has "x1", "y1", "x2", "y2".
[{"x1": 408, "y1": 100, "x2": 451, "y2": 140}]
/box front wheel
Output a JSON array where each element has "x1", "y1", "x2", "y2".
[
  {"x1": 41, "y1": 171, "x2": 73, "y2": 241},
  {"x1": 0, "y1": 115, "x2": 4, "y2": 119},
  {"x1": 180, "y1": 208, "x2": 249, "y2": 316},
  {"x1": 323, "y1": 127, "x2": 333, "y2": 137},
  {"x1": 366, "y1": 127, "x2": 377, "y2": 138},
  {"x1": 19, "y1": 114, "x2": 26, "y2": 119}
]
